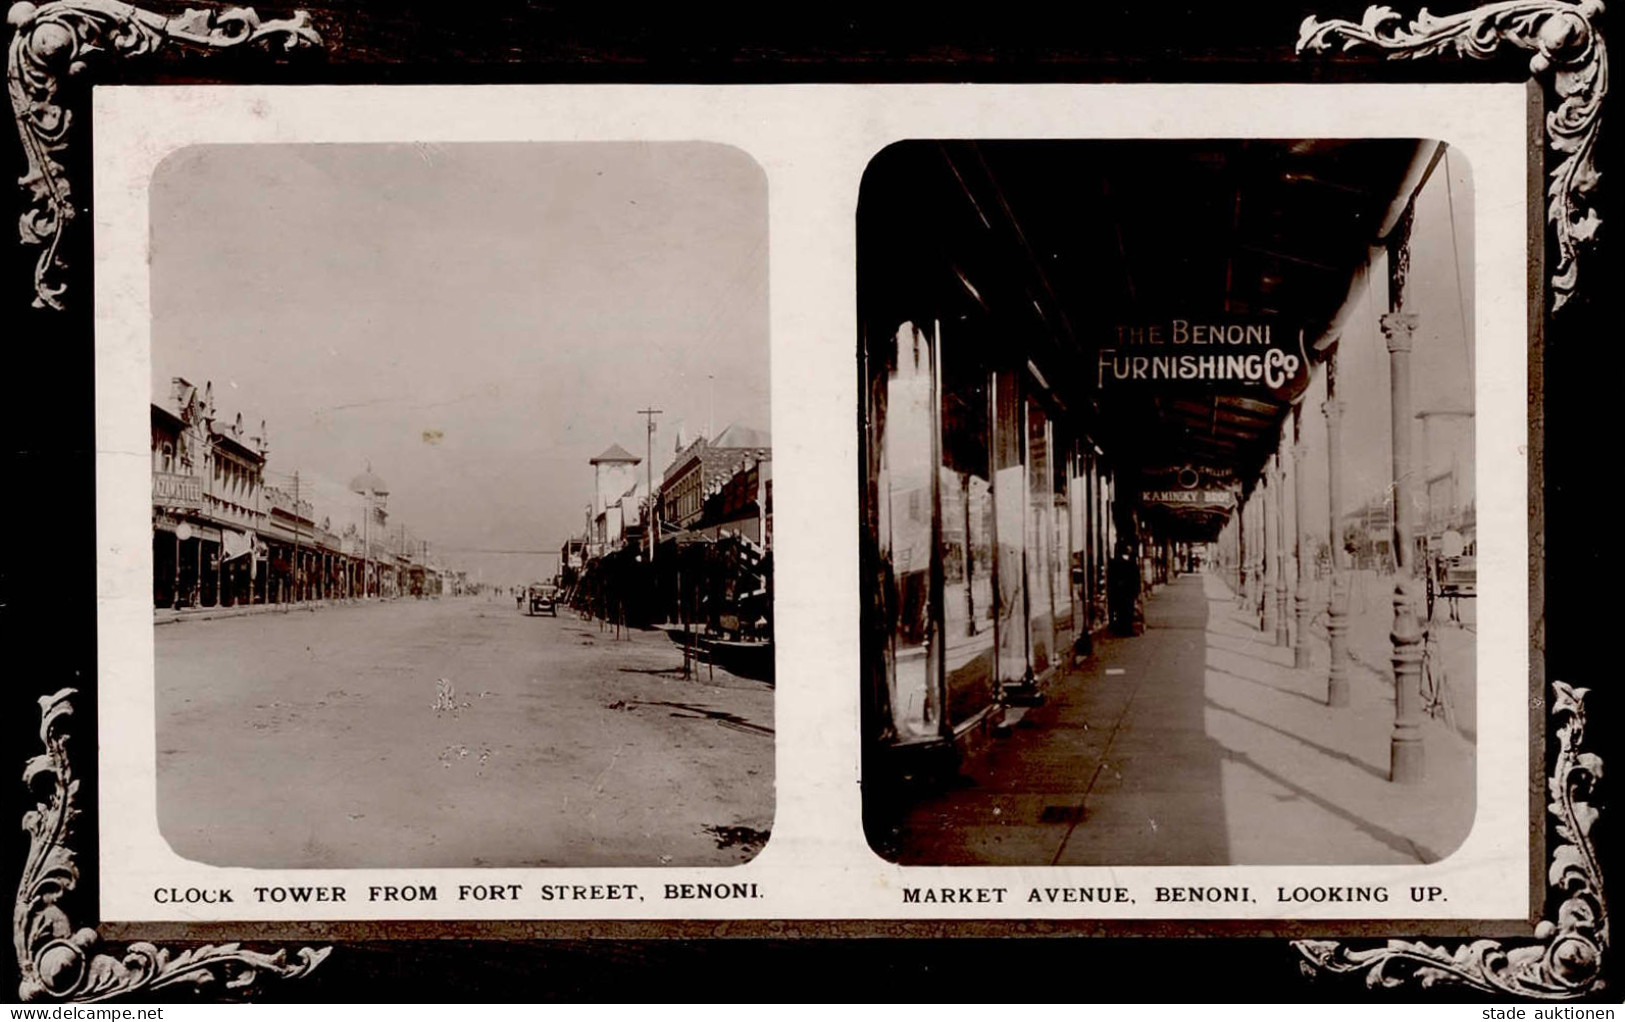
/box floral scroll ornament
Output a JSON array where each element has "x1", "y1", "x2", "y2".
[
  {"x1": 1295, "y1": 683, "x2": 1607, "y2": 998},
  {"x1": 1298, "y1": 0, "x2": 1606, "y2": 311},
  {"x1": 7, "y1": 0, "x2": 322, "y2": 310},
  {"x1": 16, "y1": 689, "x2": 331, "y2": 1000}
]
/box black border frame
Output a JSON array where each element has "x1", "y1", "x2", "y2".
[{"x1": 4, "y1": 0, "x2": 1613, "y2": 1003}]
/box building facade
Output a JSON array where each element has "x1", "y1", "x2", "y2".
[
  {"x1": 661, "y1": 425, "x2": 773, "y2": 534},
  {"x1": 152, "y1": 379, "x2": 269, "y2": 609},
  {"x1": 152, "y1": 381, "x2": 459, "y2": 612}
]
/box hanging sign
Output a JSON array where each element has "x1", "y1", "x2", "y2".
[
  {"x1": 1097, "y1": 319, "x2": 1310, "y2": 397},
  {"x1": 1142, "y1": 489, "x2": 1237, "y2": 509}
]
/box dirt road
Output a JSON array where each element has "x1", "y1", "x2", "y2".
[{"x1": 156, "y1": 596, "x2": 773, "y2": 868}]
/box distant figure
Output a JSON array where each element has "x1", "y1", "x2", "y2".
[
  {"x1": 515, "y1": 588, "x2": 523, "y2": 610},
  {"x1": 1108, "y1": 543, "x2": 1141, "y2": 637}
]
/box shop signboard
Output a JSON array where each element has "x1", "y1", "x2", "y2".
[
  {"x1": 1142, "y1": 488, "x2": 1237, "y2": 509},
  {"x1": 152, "y1": 472, "x2": 203, "y2": 509},
  {"x1": 1097, "y1": 319, "x2": 1311, "y2": 400}
]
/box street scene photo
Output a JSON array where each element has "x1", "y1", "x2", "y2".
[
  {"x1": 861, "y1": 140, "x2": 1478, "y2": 865},
  {"x1": 150, "y1": 142, "x2": 773, "y2": 868}
]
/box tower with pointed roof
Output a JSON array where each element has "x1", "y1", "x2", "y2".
[{"x1": 589, "y1": 443, "x2": 641, "y2": 522}]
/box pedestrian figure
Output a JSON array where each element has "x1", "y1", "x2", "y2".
[{"x1": 1108, "y1": 542, "x2": 1141, "y2": 637}]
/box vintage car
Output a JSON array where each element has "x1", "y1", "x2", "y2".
[{"x1": 526, "y1": 582, "x2": 558, "y2": 616}]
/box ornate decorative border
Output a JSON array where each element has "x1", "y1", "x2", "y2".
[
  {"x1": 1298, "y1": 0, "x2": 1606, "y2": 312},
  {"x1": 7, "y1": 0, "x2": 321, "y2": 310},
  {"x1": 1296, "y1": 0, "x2": 1608, "y2": 998},
  {"x1": 2, "y1": 0, "x2": 1608, "y2": 1004},
  {"x1": 16, "y1": 689, "x2": 331, "y2": 1001},
  {"x1": 1295, "y1": 682, "x2": 1607, "y2": 997},
  {"x1": 9, "y1": 6, "x2": 327, "y2": 998}
]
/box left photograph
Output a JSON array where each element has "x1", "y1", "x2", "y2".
[{"x1": 147, "y1": 142, "x2": 773, "y2": 868}]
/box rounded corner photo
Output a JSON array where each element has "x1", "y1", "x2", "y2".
[
  {"x1": 149, "y1": 140, "x2": 774, "y2": 870},
  {"x1": 859, "y1": 138, "x2": 1480, "y2": 867}
]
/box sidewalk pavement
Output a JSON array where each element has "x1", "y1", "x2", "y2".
[
  {"x1": 883, "y1": 571, "x2": 1476, "y2": 866},
  {"x1": 1298, "y1": 568, "x2": 1477, "y2": 742},
  {"x1": 155, "y1": 596, "x2": 422, "y2": 625}
]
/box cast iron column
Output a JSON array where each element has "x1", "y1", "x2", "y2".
[
  {"x1": 1235, "y1": 490, "x2": 1248, "y2": 604},
  {"x1": 1291, "y1": 407, "x2": 1310, "y2": 666},
  {"x1": 1261, "y1": 461, "x2": 1277, "y2": 637},
  {"x1": 1384, "y1": 213, "x2": 1425, "y2": 784},
  {"x1": 1272, "y1": 448, "x2": 1290, "y2": 647},
  {"x1": 1323, "y1": 348, "x2": 1350, "y2": 707}
]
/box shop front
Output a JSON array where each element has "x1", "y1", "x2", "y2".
[
  {"x1": 864, "y1": 314, "x2": 1117, "y2": 758},
  {"x1": 153, "y1": 515, "x2": 222, "y2": 609}
]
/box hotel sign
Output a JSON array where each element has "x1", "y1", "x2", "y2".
[{"x1": 153, "y1": 472, "x2": 204, "y2": 509}]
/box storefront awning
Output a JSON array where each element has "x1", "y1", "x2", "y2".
[{"x1": 153, "y1": 519, "x2": 222, "y2": 545}]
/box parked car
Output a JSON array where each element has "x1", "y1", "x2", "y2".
[{"x1": 526, "y1": 582, "x2": 558, "y2": 616}]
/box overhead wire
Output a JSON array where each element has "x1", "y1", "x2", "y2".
[{"x1": 1442, "y1": 148, "x2": 1473, "y2": 381}]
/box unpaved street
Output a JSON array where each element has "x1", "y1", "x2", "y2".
[{"x1": 156, "y1": 596, "x2": 773, "y2": 868}]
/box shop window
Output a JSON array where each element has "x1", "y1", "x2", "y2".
[
  {"x1": 992, "y1": 371, "x2": 1026, "y2": 688},
  {"x1": 1052, "y1": 434, "x2": 1076, "y2": 644},
  {"x1": 880, "y1": 321, "x2": 940, "y2": 741},
  {"x1": 938, "y1": 332, "x2": 995, "y2": 728},
  {"x1": 1025, "y1": 399, "x2": 1052, "y2": 676}
]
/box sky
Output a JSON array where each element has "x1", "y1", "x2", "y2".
[
  {"x1": 1292, "y1": 144, "x2": 1476, "y2": 546},
  {"x1": 151, "y1": 142, "x2": 769, "y2": 587}
]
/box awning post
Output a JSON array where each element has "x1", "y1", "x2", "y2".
[{"x1": 1383, "y1": 213, "x2": 1426, "y2": 785}]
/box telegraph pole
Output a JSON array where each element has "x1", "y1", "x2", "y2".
[
  {"x1": 638, "y1": 406, "x2": 662, "y2": 562},
  {"x1": 361, "y1": 482, "x2": 370, "y2": 599}
]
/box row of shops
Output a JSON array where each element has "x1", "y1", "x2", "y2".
[
  {"x1": 152, "y1": 518, "x2": 453, "y2": 611},
  {"x1": 151, "y1": 378, "x2": 466, "y2": 612},
  {"x1": 861, "y1": 136, "x2": 1474, "y2": 793},
  {"x1": 561, "y1": 428, "x2": 773, "y2": 646},
  {"x1": 865, "y1": 317, "x2": 1200, "y2": 749}
]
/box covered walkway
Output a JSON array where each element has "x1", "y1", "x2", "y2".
[
  {"x1": 879, "y1": 571, "x2": 1474, "y2": 866},
  {"x1": 861, "y1": 137, "x2": 1480, "y2": 865}
]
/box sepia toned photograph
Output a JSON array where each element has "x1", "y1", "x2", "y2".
[
  {"x1": 90, "y1": 84, "x2": 1534, "y2": 941},
  {"x1": 147, "y1": 141, "x2": 774, "y2": 868},
  {"x1": 0, "y1": 0, "x2": 1591, "y2": 990},
  {"x1": 861, "y1": 139, "x2": 1479, "y2": 867}
]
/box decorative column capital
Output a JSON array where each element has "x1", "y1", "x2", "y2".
[{"x1": 1380, "y1": 311, "x2": 1419, "y2": 352}]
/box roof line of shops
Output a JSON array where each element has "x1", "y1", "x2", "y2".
[{"x1": 151, "y1": 377, "x2": 471, "y2": 613}]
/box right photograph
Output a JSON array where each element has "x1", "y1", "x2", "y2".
[{"x1": 860, "y1": 139, "x2": 1478, "y2": 866}]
